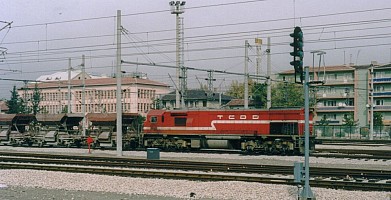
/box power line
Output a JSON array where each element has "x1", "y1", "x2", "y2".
[
  {"x1": 4, "y1": 16, "x2": 391, "y2": 60},
  {"x1": 10, "y1": 0, "x2": 267, "y2": 29}
]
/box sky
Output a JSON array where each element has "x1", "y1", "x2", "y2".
[{"x1": 1, "y1": 0, "x2": 391, "y2": 99}]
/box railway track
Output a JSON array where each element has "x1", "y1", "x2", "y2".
[
  {"x1": 315, "y1": 149, "x2": 391, "y2": 160},
  {"x1": 317, "y1": 138, "x2": 391, "y2": 145},
  {"x1": 1, "y1": 145, "x2": 390, "y2": 161},
  {"x1": 0, "y1": 151, "x2": 390, "y2": 191}
]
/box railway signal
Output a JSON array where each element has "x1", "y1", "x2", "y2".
[{"x1": 290, "y1": 26, "x2": 304, "y2": 84}]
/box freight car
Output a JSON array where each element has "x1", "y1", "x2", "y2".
[
  {"x1": 143, "y1": 108, "x2": 314, "y2": 154},
  {"x1": 33, "y1": 113, "x2": 84, "y2": 147},
  {"x1": 0, "y1": 114, "x2": 35, "y2": 146},
  {"x1": 86, "y1": 113, "x2": 141, "y2": 149}
]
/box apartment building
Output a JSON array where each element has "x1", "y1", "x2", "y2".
[
  {"x1": 18, "y1": 71, "x2": 170, "y2": 116},
  {"x1": 160, "y1": 89, "x2": 233, "y2": 109},
  {"x1": 278, "y1": 63, "x2": 391, "y2": 127}
]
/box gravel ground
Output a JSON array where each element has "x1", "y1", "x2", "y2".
[
  {"x1": 0, "y1": 146, "x2": 390, "y2": 199},
  {"x1": 0, "y1": 170, "x2": 389, "y2": 200},
  {"x1": 0, "y1": 185, "x2": 180, "y2": 200}
]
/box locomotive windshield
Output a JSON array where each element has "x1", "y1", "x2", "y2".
[{"x1": 150, "y1": 116, "x2": 157, "y2": 123}]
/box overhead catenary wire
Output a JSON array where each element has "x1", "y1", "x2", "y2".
[
  {"x1": 3, "y1": 18, "x2": 391, "y2": 63},
  {"x1": 1, "y1": 2, "x2": 390, "y2": 94}
]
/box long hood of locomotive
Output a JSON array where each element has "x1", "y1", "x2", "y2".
[
  {"x1": 144, "y1": 119, "x2": 306, "y2": 134},
  {"x1": 144, "y1": 109, "x2": 312, "y2": 136}
]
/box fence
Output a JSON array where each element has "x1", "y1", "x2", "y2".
[{"x1": 314, "y1": 125, "x2": 391, "y2": 139}]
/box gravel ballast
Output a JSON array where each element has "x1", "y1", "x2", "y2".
[
  {"x1": 0, "y1": 146, "x2": 390, "y2": 199},
  {"x1": 0, "y1": 169, "x2": 389, "y2": 200}
]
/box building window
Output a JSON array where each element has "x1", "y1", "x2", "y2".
[
  {"x1": 374, "y1": 71, "x2": 385, "y2": 78},
  {"x1": 344, "y1": 73, "x2": 353, "y2": 80},
  {"x1": 376, "y1": 100, "x2": 384, "y2": 106},
  {"x1": 203, "y1": 101, "x2": 207, "y2": 107},
  {"x1": 327, "y1": 101, "x2": 336, "y2": 106},
  {"x1": 327, "y1": 87, "x2": 336, "y2": 94},
  {"x1": 346, "y1": 99, "x2": 354, "y2": 106},
  {"x1": 375, "y1": 86, "x2": 385, "y2": 92},
  {"x1": 326, "y1": 74, "x2": 337, "y2": 80}
]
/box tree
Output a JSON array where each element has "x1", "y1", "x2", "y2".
[
  {"x1": 271, "y1": 82, "x2": 304, "y2": 107},
  {"x1": 6, "y1": 86, "x2": 22, "y2": 114},
  {"x1": 342, "y1": 113, "x2": 357, "y2": 126},
  {"x1": 131, "y1": 115, "x2": 145, "y2": 134},
  {"x1": 373, "y1": 112, "x2": 383, "y2": 127},
  {"x1": 226, "y1": 80, "x2": 307, "y2": 108},
  {"x1": 318, "y1": 115, "x2": 329, "y2": 126},
  {"x1": 373, "y1": 112, "x2": 384, "y2": 134},
  {"x1": 226, "y1": 80, "x2": 245, "y2": 99},
  {"x1": 31, "y1": 83, "x2": 41, "y2": 114},
  {"x1": 251, "y1": 82, "x2": 267, "y2": 108}
]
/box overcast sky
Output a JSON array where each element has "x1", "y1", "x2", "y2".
[{"x1": 1, "y1": 0, "x2": 391, "y2": 99}]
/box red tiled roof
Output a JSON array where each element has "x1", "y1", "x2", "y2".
[
  {"x1": 226, "y1": 99, "x2": 255, "y2": 106},
  {"x1": 24, "y1": 77, "x2": 169, "y2": 89}
]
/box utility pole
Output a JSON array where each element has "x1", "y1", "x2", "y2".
[
  {"x1": 68, "y1": 58, "x2": 72, "y2": 114},
  {"x1": 266, "y1": 37, "x2": 271, "y2": 109},
  {"x1": 81, "y1": 55, "x2": 86, "y2": 136},
  {"x1": 116, "y1": 10, "x2": 123, "y2": 156},
  {"x1": 370, "y1": 65, "x2": 374, "y2": 140},
  {"x1": 255, "y1": 38, "x2": 262, "y2": 82},
  {"x1": 310, "y1": 50, "x2": 323, "y2": 81},
  {"x1": 169, "y1": 1, "x2": 185, "y2": 109},
  {"x1": 244, "y1": 40, "x2": 249, "y2": 109},
  {"x1": 58, "y1": 78, "x2": 62, "y2": 113},
  {"x1": 317, "y1": 51, "x2": 326, "y2": 81},
  {"x1": 205, "y1": 70, "x2": 216, "y2": 99},
  {"x1": 302, "y1": 66, "x2": 315, "y2": 199}
]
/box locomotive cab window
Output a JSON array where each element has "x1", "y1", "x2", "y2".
[{"x1": 150, "y1": 116, "x2": 157, "y2": 123}]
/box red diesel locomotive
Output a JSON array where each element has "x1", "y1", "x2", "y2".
[{"x1": 143, "y1": 108, "x2": 314, "y2": 154}]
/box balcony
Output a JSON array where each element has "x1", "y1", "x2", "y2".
[
  {"x1": 315, "y1": 120, "x2": 340, "y2": 124},
  {"x1": 373, "y1": 77, "x2": 391, "y2": 83},
  {"x1": 317, "y1": 93, "x2": 354, "y2": 99},
  {"x1": 316, "y1": 106, "x2": 354, "y2": 112},
  {"x1": 373, "y1": 92, "x2": 391, "y2": 97},
  {"x1": 322, "y1": 79, "x2": 353, "y2": 85},
  {"x1": 374, "y1": 105, "x2": 391, "y2": 111}
]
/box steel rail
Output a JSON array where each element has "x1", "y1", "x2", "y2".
[
  {"x1": 0, "y1": 162, "x2": 390, "y2": 192},
  {"x1": 0, "y1": 151, "x2": 390, "y2": 180}
]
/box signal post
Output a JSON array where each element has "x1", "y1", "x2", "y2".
[{"x1": 290, "y1": 26, "x2": 318, "y2": 200}]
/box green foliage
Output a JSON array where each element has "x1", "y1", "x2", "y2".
[
  {"x1": 226, "y1": 80, "x2": 245, "y2": 99},
  {"x1": 6, "y1": 86, "x2": 23, "y2": 114},
  {"x1": 251, "y1": 82, "x2": 267, "y2": 109},
  {"x1": 271, "y1": 82, "x2": 304, "y2": 107},
  {"x1": 342, "y1": 113, "x2": 357, "y2": 126},
  {"x1": 61, "y1": 106, "x2": 68, "y2": 113},
  {"x1": 318, "y1": 115, "x2": 329, "y2": 126},
  {"x1": 131, "y1": 115, "x2": 145, "y2": 134},
  {"x1": 226, "y1": 80, "x2": 306, "y2": 108},
  {"x1": 373, "y1": 112, "x2": 383, "y2": 127},
  {"x1": 31, "y1": 83, "x2": 41, "y2": 114},
  {"x1": 152, "y1": 98, "x2": 162, "y2": 109}
]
